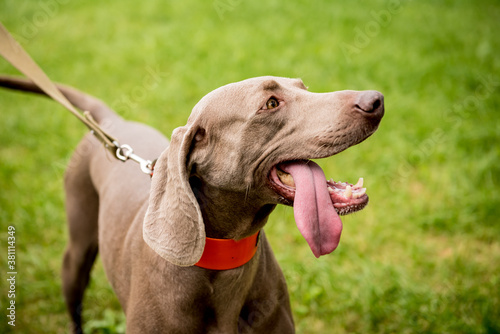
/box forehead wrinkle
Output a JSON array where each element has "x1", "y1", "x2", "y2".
[
  {"x1": 261, "y1": 80, "x2": 280, "y2": 92},
  {"x1": 292, "y1": 79, "x2": 308, "y2": 90}
]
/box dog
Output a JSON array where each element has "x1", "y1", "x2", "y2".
[{"x1": 0, "y1": 75, "x2": 383, "y2": 333}]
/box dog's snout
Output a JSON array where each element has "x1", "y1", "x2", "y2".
[{"x1": 355, "y1": 90, "x2": 384, "y2": 118}]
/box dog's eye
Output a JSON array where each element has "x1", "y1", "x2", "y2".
[{"x1": 265, "y1": 97, "x2": 280, "y2": 110}]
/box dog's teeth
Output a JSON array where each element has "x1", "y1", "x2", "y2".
[
  {"x1": 353, "y1": 177, "x2": 364, "y2": 189},
  {"x1": 353, "y1": 188, "x2": 366, "y2": 199},
  {"x1": 277, "y1": 170, "x2": 295, "y2": 188},
  {"x1": 329, "y1": 187, "x2": 342, "y2": 194},
  {"x1": 344, "y1": 185, "x2": 352, "y2": 199}
]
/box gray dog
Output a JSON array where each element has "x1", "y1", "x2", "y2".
[{"x1": 0, "y1": 75, "x2": 383, "y2": 333}]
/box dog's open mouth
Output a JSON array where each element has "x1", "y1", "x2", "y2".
[
  {"x1": 268, "y1": 160, "x2": 368, "y2": 258},
  {"x1": 270, "y1": 164, "x2": 369, "y2": 214}
]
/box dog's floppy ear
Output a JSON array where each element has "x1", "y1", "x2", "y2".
[{"x1": 143, "y1": 125, "x2": 205, "y2": 266}]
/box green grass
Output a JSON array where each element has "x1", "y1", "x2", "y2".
[{"x1": 1, "y1": 0, "x2": 499, "y2": 333}]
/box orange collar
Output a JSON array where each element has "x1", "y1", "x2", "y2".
[{"x1": 195, "y1": 231, "x2": 260, "y2": 270}]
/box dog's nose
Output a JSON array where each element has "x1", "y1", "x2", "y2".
[{"x1": 355, "y1": 90, "x2": 384, "y2": 119}]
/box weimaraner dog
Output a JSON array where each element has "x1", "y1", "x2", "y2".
[{"x1": 0, "y1": 75, "x2": 383, "y2": 333}]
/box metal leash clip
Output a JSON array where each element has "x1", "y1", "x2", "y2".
[
  {"x1": 0, "y1": 22, "x2": 158, "y2": 178},
  {"x1": 115, "y1": 142, "x2": 154, "y2": 175}
]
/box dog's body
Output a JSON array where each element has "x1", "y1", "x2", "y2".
[
  {"x1": 63, "y1": 116, "x2": 294, "y2": 333},
  {"x1": 0, "y1": 76, "x2": 383, "y2": 333}
]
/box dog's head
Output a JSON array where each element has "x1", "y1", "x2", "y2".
[{"x1": 144, "y1": 77, "x2": 384, "y2": 265}]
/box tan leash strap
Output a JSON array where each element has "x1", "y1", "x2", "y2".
[
  {"x1": 0, "y1": 21, "x2": 118, "y2": 154},
  {"x1": 0, "y1": 22, "x2": 155, "y2": 174}
]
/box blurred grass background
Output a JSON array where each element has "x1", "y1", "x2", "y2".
[{"x1": 0, "y1": 0, "x2": 499, "y2": 333}]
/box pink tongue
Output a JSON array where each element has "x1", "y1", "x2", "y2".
[{"x1": 281, "y1": 161, "x2": 343, "y2": 257}]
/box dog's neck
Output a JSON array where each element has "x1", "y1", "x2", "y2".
[{"x1": 190, "y1": 177, "x2": 275, "y2": 239}]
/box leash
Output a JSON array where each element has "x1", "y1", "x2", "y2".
[{"x1": 0, "y1": 22, "x2": 154, "y2": 175}]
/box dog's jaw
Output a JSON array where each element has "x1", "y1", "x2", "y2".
[{"x1": 268, "y1": 161, "x2": 369, "y2": 215}]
